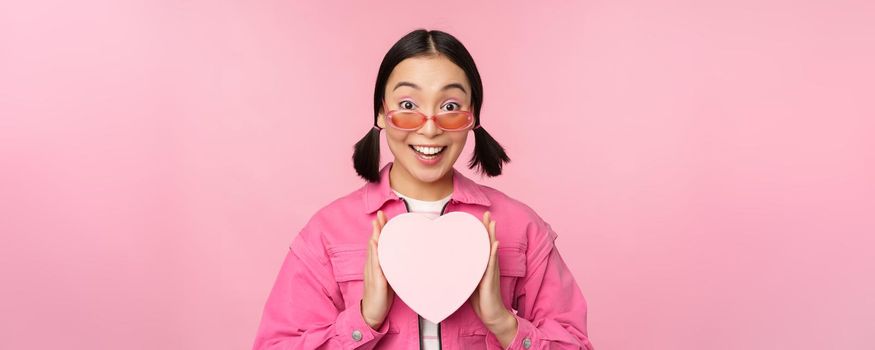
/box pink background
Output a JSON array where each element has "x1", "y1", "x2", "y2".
[{"x1": 2, "y1": 1, "x2": 873, "y2": 349}]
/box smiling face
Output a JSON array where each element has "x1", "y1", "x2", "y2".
[{"x1": 377, "y1": 54, "x2": 474, "y2": 185}]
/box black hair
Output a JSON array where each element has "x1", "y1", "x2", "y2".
[{"x1": 352, "y1": 29, "x2": 510, "y2": 183}]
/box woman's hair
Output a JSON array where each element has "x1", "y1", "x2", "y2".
[{"x1": 352, "y1": 29, "x2": 511, "y2": 183}]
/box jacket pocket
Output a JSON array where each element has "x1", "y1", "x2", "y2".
[
  {"x1": 326, "y1": 243, "x2": 402, "y2": 335},
  {"x1": 327, "y1": 243, "x2": 367, "y2": 307},
  {"x1": 497, "y1": 241, "x2": 527, "y2": 311},
  {"x1": 459, "y1": 327, "x2": 488, "y2": 348},
  {"x1": 497, "y1": 241, "x2": 527, "y2": 277}
]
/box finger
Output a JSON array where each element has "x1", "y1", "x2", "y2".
[
  {"x1": 370, "y1": 238, "x2": 380, "y2": 275},
  {"x1": 368, "y1": 220, "x2": 378, "y2": 274},
  {"x1": 368, "y1": 220, "x2": 380, "y2": 254},
  {"x1": 375, "y1": 211, "x2": 386, "y2": 242},
  {"x1": 378, "y1": 210, "x2": 387, "y2": 228},
  {"x1": 479, "y1": 241, "x2": 499, "y2": 293},
  {"x1": 365, "y1": 240, "x2": 374, "y2": 281},
  {"x1": 491, "y1": 241, "x2": 501, "y2": 283},
  {"x1": 489, "y1": 220, "x2": 496, "y2": 244},
  {"x1": 482, "y1": 212, "x2": 494, "y2": 248},
  {"x1": 374, "y1": 218, "x2": 385, "y2": 251},
  {"x1": 371, "y1": 219, "x2": 379, "y2": 240},
  {"x1": 487, "y1": 240, "x2": 499, "y2": 271},
  {"x1": 365, "y1": 231, "x2": 372, "y2": 282}
]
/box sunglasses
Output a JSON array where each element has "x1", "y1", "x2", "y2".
[{"x1": 382, "y1": 101, "x2": 476, "y2": 132}]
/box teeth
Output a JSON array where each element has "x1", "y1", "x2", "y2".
[{"x1": 412, "y1": 145, "x2": 445, "y2": 155}]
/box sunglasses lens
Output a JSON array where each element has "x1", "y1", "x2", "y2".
[
  {"x1": 388, "y1": 111, "x2": 472, "y2": 130},
  {"x1": 436, "y1": 112, "x2": 471, "y2": 130},
  {"x1": 390, "y1": 111, "x2": 424, "y2": 129}
]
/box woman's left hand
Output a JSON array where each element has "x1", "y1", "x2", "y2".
[{"x1": 469, "y1": 211, "x2": 518, "y2": 347}]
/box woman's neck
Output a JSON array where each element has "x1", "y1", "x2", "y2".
[{"x1": 388, "y1": 162, "x2": 454, "y2": 201}]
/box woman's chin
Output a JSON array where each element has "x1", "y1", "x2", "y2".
[
  {"x1": 403, "y1": 159, "x2": 451, "y2": 183},
  {"x1": 409, "y1": 167, "x2": 443, "y2": 183}
]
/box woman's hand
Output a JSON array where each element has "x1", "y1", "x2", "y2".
[
  {"x1": 469, "y1": 211, "x2": 518, "y2": 347},
  {"x1": 361, "y1": 210, "x2": 395, "y2": 330}
]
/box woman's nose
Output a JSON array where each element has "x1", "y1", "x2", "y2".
[{"x1": 417, "y1": 116, "x2": 443, "y2": 136}]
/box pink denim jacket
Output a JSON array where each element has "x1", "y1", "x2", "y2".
[{"x1": 252, "y1": 162, "x2": 595, "y2": 350}]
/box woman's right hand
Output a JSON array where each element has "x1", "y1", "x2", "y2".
[{"x1": 361, "y1": 210, "x2": 395, "y2": 330}]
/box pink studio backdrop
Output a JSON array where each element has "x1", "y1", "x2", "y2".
[{"x1": 1, "y1": 1, "x2": 873, "y2": 349}]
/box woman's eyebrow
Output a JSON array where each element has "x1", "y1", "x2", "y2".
[
  {"x1": 442, "y1": 83, "x2": 467, "y2": 95},
  {"x1": 393, "y1": 81, "x2": 468, "y2": 95}
]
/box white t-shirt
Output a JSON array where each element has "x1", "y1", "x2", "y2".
[{"x1": 392, "y1": 189, "x2": 452, "y2": 350}]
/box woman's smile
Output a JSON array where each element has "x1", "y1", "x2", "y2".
[{"x1": 410, "y1": 144, "x2": 447, "y2": 165}]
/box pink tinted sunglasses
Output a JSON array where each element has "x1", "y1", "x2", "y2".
[{"x1": 377, "y1": 100, "x2": 480, "y2": 132}]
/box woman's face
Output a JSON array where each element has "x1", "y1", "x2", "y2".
[{"x1": 377, "y1": 54, "x2": 474, "y2": 184}]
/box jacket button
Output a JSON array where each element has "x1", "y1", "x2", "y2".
[
  {"x1": 352, "y1": 330, "x2": 363, "y2": 341},
  {"x1": 523, "y1": 337, "x2": 532, "y2": 349}
]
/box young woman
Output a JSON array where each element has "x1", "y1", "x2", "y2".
[{"x1": 253, "y1": 29, "x2": 594, "y2": 350}]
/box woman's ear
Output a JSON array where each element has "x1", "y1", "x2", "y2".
[{"x1": 376, "y1": 113, "x2": 387, "y2": 129}]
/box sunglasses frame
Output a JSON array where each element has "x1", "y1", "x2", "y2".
[{"x1": 381, "y1": 100, "x2": 475, "y2": 132}]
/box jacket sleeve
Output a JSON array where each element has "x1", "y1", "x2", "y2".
[
  {"x1": 252, "y1": 228, "x2": 392, "y2": 350},
  {"x1": 486, "y1": 217, "x2": 596, "y2": 350}
]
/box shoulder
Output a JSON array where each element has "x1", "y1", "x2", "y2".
[
  {"x1": 290, "y1": 184, "x2": 371, "y2": 253},
  {"x1": 310, "y1": 186, "x2": 368, "y2": 225},
  {"x1": 476, "y1": 183, "x2": 558, "y2": 244},
  {"x1": 479, "y1": 184, "x2": 548, "y2": 225},
  {"x1": 475, "y1": 183, "x2": 560, "y2": 270}
]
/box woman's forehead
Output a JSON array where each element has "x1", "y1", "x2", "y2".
[{"x1": 387, "y1": 56, "x2": 470, "y2": 94}]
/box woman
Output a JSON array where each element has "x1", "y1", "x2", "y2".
[{"x1": 252, "y1": 29, "x2": 595, "y2": 350}]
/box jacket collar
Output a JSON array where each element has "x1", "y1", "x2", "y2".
[{"x1": 363, "y1": 161, "x2": 491, "y2": 213}]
